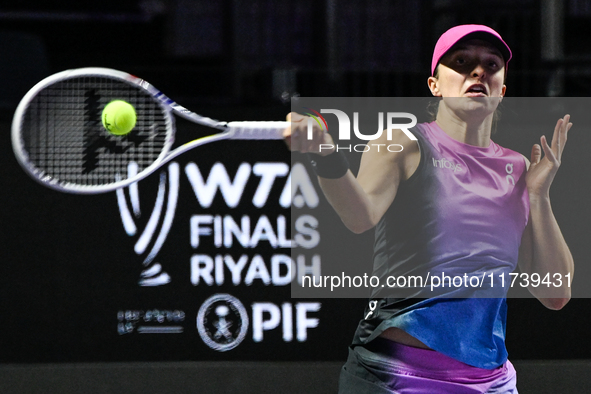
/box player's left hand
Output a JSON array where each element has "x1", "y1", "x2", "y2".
[{"x1": 526, "y1": 114, "x2": 572, "y2": 198}]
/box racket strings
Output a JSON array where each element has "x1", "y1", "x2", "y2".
[{"x1": 20, "y1": 76, "x2": 171, "y2": 187}]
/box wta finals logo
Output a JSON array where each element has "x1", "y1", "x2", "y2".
[{"x1": 116, "y1": 161, "x2": 180, "y2": 286}]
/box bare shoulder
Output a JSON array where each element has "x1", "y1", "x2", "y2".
[
  {"x1": 357, "y1": 128, "x2": 420, "y2": 183},
  {"x1": 342, "y1": 128, "x2": 420, "y2": 227}
]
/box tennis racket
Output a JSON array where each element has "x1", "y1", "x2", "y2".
[{"x1": 11, "y1": 67, "x2": 289, "y2": 194}]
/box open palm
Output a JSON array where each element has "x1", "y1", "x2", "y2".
[{"x1": 526, "y1": 115, "x2": 572, "y2": 198}]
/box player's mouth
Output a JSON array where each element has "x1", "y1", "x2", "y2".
[{"x1": 464, "y1": 84, "x2": 488, "y2": 97}]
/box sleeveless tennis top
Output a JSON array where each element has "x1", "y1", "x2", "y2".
[{"x1": 352, "y1": 121, "x2": 530, "y2": 369}]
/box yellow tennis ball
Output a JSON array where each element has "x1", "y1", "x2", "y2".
[{"x1": 102, "y1": 100, "x2": 137, "y2": 136}]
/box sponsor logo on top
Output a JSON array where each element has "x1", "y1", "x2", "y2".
[{"x1": 432, "y1": 157, "x2": 463, "y2": 173}]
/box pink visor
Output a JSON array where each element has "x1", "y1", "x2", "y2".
[{"x1": 431, "y1": 24, "x2": 512, "y2": 76}]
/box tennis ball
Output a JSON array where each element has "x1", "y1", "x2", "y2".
[{"x1": 102, "y1": 100, "x2": 137, "y2": 136}]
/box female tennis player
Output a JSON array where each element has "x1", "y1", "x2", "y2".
[{"x1": 285, "y1": 24, "x2": 573, "y2": 393}]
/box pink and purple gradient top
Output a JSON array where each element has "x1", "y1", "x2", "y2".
[{"x1": 354, "y1": 121, "x2": 530, "y2": 369}]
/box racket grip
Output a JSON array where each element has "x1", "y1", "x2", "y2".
[{"x1": 227, "y1": 121, "x2": 289, "y2": 140}]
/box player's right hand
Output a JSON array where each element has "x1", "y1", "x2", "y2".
[{"x1": 283, "y1": 112, "x2": 335, "y2": 156}]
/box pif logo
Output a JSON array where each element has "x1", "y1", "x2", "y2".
[
  {"x1": 304, "y1": 109, "x2": 417, "y2": 153},
  {"x1": 197, "y1": 293, "x2": 249, "y2": 352}
]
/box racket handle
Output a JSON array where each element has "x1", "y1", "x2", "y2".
[{"x1": 227, "y1": 121, "x2": 289, "y2": 140}]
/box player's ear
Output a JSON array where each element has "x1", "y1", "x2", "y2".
[{"x1": 428, "y1": 76, "x2": 441, "y2": 97}]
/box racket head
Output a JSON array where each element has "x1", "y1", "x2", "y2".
[{"x1": 11, "y1": 67, "x2": 175, "y2": 194}]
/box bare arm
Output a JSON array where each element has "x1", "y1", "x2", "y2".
[
  {"x1": 284, "y1": 113, "x2": 420, "y2": 234},
  {"x1": 518, "y1": 115, "x2": 574, "y2": 310}
]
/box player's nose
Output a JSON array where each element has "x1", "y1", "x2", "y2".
[{"x1": 470, "y1": 63, "x2": 486, "y2": 78}]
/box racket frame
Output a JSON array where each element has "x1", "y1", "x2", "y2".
[{"x1": 12, "y1": 67, "x2": 287, "y2": 194}]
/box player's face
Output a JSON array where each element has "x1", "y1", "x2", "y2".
[{"x1": 428, "y1": 39, "x2": 507, "y2": 99}]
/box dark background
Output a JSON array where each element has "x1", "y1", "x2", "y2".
[{"x1": 1, "y1": 0, "x2": 590, "y2": 379}]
